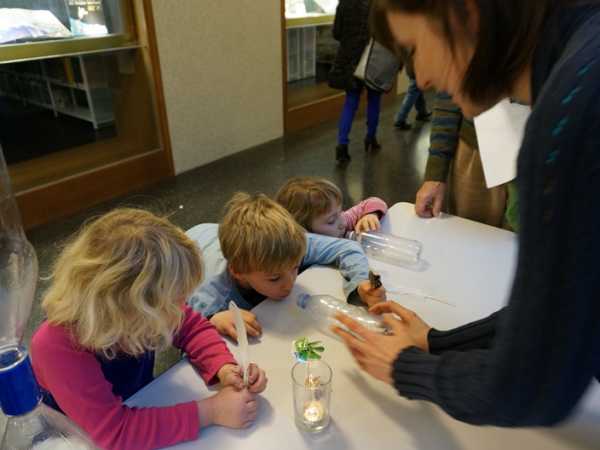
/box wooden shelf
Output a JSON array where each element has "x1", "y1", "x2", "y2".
[
  {"x1": 9, "y1": 138, "x2": 158, "y2": 195},
  {"x1": 49, "y1": 78, "x2": 85, "y2": 90},
  {"x1": 14, "y1": 147, "x2": 171, "y2": 230},
  {"x1": 0, "y1": 69, "x2": 86, "y2": 90},
  {"x1": 285, "y1": 79, "x2": 398, "y2": 133},
  {"x1": 285, "y1": 14, "x2": 334, "y2": 28},
  {"x1": 287, "y1": 79, "x2": 340, "y2": 109},
  {"x1": 26, "y1": 98, "x2": 53, "y2": 110},
  {"x1": 0, "y1": 35, "x2": 138, "y2": 64},
  {"x1": 0, "y1": 56, "x2": 116, "y2": 129},
  {"x1": 0, "y1": 1, "x2": 174, "y2": 230}
]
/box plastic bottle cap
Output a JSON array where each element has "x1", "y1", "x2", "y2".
[
  {"x1": 297, "y1": 293, "x2": 310, "y2": 309},
  {"x1": 0, "y1": 346, "x2": 41, "y2": 416}
]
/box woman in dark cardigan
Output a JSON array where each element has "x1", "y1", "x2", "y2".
[
  {"x1": 334, "y1": 0, "x2": 600, "y2": 427},
  {"x1": 329, "y1": 0, "x2": 383, "y2": 163}
]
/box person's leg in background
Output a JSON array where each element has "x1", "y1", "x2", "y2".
[
  {"x1": 394, "y1": 76, "x2": 420, "y2": 130},
  {"x1": 336, "y1": 87, "x2": 363, "y2": 163},
  {"x1": 365, "y1": 87, "x2": 383, "y2": 151},
  {"x1": 414, "y1": 89, "x2": 432, "y2": 122}
]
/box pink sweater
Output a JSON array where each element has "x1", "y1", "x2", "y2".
[
  {"x1": 31, "y1": 306, "x2": 236, "y2": 450},
  {"x1": 342, "y1": 197, "x2": 388, "y2": 232}
]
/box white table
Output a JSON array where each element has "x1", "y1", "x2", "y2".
[{"x1": 127, "y1": 203, "x2": 600, "y2": 449}]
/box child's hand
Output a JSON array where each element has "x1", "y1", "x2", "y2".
[
  {"x1": 355, "y1": 213, "x2": 381, "y2": 234},
  {"x1": 218, "y1": 363, "x2": 268, "y2": 393},
  {"x1": 210, "y1": 310, "x2": 263, "y2": 341},
  {"x1": 246, "y1": 363, "x2": 268, "y2": 394},
  {"x1": 358, "y1": 280, "x2": 386, "y2": 307},
  {"x1": 218, "y1": 364, "x2": 245, "y2": 390},
  {"x1": 198, "y1": 386, "x2": 258, "y2": 429}
]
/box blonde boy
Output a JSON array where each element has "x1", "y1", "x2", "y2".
[{"x1": 186, "y1": 193, "x2": 385, "y2": 339}]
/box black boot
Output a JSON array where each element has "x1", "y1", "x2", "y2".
[
  {"x1": 416, "y1": 111, "x2": 433, "y2": 122},
  {"x1": 394, "y1": 120, "x2": 412, "y2": 130},
  {"x1": 336, "y1": 144, "x2": 351, "y2": 163},
  {"x1": 364, "y1": 136, "x2": 381, "y2": 152}
]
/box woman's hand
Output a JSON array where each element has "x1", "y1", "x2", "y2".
[
  {"x1": 369, "y1": 302, "x2": 431, "y2": 352},
  {"x1": 331, "y1": 301, "x2": 431, "y2": 384}
]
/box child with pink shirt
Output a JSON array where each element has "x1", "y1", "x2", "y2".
[
  {"x1": 30, "y1": 208, "x2": 267, "y2": 450},
  {"x1": 276, "y1": 177, "x2": 388, "y2": 238}
]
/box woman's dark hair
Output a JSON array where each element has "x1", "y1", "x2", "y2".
[{"x1": 370, "y1": 0, "x2": 564, "y2": 104}]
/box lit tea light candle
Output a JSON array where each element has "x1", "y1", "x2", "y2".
[
  {"x1": 303, "y1": 400, "x2": 325, "y2": 423},
  {"x1": 291, "y1": 344, "x2": 332, "y2": 432},
  {"x1": 305, "y1": 374, "x2": 321, "y2": 389}
]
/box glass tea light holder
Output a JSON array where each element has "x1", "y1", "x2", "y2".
[{"x1": 291, "y1": 355, "x2": 332, "y2": 432}]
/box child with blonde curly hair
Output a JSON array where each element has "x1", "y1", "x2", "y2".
[{"x1": 31, "y1": 208, "x2": 267, "y2": 450}]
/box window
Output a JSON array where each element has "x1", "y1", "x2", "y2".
[
  {"x1": 0, "y1": 1, "x2": 173, "y2": 229},
  {"x1": 284, "y1": 0, "x2": 342, "y2": 122}
]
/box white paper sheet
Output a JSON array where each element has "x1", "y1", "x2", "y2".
[
  {"x1": 314, "y1": 0, "x2": 339, "y2": 14},
  {"x1": 473, "y1": 99, "x2": 530, "y2": 188},
  {"x1": 0, "y1": 9, "x2": 71, "y2": 44},
  {"x1": 285, "y1": 0, "x2": 307, "y2": 17}
]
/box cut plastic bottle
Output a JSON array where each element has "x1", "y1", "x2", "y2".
[
  {"x1": 348, "y1": 230, "x2": 423, "y2": 270},
  {"x1": 0, "y1": 347, "x2": 95, "y2": 450},
  {"x1": 297, "y1": 293, "x2": 387, "y2": 337},
  {"x1": 0, "y1": 146, "x2": 95, "y2": 449}
]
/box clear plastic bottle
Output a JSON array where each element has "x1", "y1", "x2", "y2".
[
  {"x1": 297, "y1": 294, "x2": 387, "y2": 337},
  {"x1": 0, "y1": 151, "x2": 38, "y2": 351},
  {"x1": 0, "y1": 147, "x2": 96, "y2": 450},
  {"x1": 348, "y1": 230, "x2": 423, "y2": 269},
  {"x1": 0, "y1": 347, "x2": 96, "y2": 450}
]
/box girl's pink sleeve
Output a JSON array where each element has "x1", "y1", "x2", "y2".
[
  {"x1": 342, "y1": 197, "x2": 388, "y2": 231},
  {"x1": 173, "y1": 306, "x2": 237, "y2": 384},
  {"x1": 31, "y1": 323, "x2": 201, "y2": 450}
]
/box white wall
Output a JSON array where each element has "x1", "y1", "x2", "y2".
[{"x1": 151, "y1": 0, "x2": 284, "y2": 174}]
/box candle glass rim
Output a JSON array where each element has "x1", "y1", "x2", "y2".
[{"x1": 291, "y1": 359, "x2": 332, "y2": 387}]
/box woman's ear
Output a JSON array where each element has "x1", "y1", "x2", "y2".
[{"x1": 464, "y1": 0, "x2": 480, "y2": 37}]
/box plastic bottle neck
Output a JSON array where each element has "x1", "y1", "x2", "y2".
[
  {"x1": 347, "y1": 231, "x2": 359, "y2": 242},
  {"x1": 0, "y1": 345, "x2": 41, "y2": 417},
  {"x1": 297, "y1": 293, "x2": 310, "y2": 309}
]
